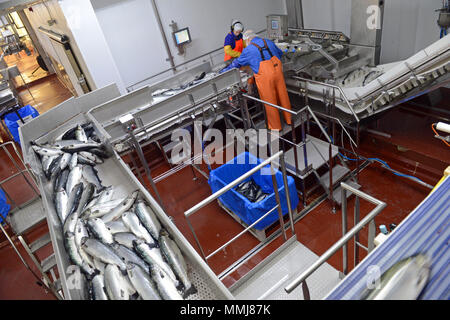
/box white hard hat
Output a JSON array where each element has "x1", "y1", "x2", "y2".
[{"x1": 231, "y1": 20, "x2": 243, "y2": 32}]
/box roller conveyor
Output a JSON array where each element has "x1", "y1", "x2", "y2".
[{"x1": 325, "y1": 176, "x2": 450, "y2": 300}]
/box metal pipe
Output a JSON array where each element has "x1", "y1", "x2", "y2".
[
  {"x1": 129, "y1": 130, "x2": 166, "y2": 211},
  {"x1": 279, "y1": 154, "x2": 296, "y2": 237},
  {"x1": 354, "y1": 196, "x2": 360, "y2": 267},
  {"x1": 150, "y1": 0, "x2": 176, "y2": 72},
  {"x1": 341, "y1": 187, "x2": 348, "y2": 276},
  {"x1": 284, "y1": 183, "x2": 386, "y2": 294},
  {"x1": 271, "y1": 165, "x2": 286, "y2": 241},
  {"x1": 185, "y1": 151, "x2": 284, "y2": 218},
  {"x1": 242, "y1": 94, "x2": 298, "y2": 115}
]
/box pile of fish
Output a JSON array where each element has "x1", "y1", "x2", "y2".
[
  {"x1": 235, "y1": 179, "x2": 269, "y2": 203},
  {"x1": 32, "y1": 122, "x2": 197, "y2": 300}
]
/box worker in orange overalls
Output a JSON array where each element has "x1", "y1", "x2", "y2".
[
  {"x1": 221, "y1": 30, "x2": 292, "y2": 130},
  {"x1": 223, "y1": 20, "x2": 245, "y2": 62}
]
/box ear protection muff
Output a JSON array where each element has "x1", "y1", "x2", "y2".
[{"x1": 231, "y1": 20, "x2": 244, "y2": 33}]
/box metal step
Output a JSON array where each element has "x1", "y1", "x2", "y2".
[
  {"x1": 41, "y1": 254, "x2": 56, "y2": 273},
  {"x1": 230, "y1": 237, "x2": 341, "y2": 300},
  {"x1": 282, "y1": 136, "x2": 339, "y2": 178},
  {"x1": 332, "y1": 181, "x2": 361, "y2": 205},
  {"x1": 7, "y1": 199, "x2": 46, "y2": 235},
  {"x1": 29, "y1": 233, "x2": 51, "y2": 253},
  {"x1": 320, "y1": 165, "x2": 350, "y2": 189}
]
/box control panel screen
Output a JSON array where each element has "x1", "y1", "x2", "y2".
[
  {"x1": 271, "y1": 20, "x2": 279, "y2": 30},
  {"x1": 173, "y1": 28, "x2": 191, "y2": 46}
]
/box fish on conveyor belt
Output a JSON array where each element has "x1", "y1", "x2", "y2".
[
  {"x1": 106, "y1": 220, "x2": 129, "y2": 234},
  {"x1": 104, "y1": 264, "x2": 131, "y2": 300},
  {"x1": 64, "y1": 182, "x2": 93, "y2": 234},
  {"x1": 75, "y1": 125, "x2": 88, "y2": 143},
  {"x1": 95, "y1": 186, "x2": 115, "y2": 205},
  {"x1": 67, "y1": 183, "x2": 84, "y2": 217},
  {"x1": 82, "y1": 165, "x2": 104, "y2": 192},
  {"x1": 52, "y1": 140, "x2": 84, "y2": 149},
  {"x1": 122, "y1": 211, "x2": 154, "y2": 245},
  {"x1": 90, "y1": 273, "x2": 109, "y2": 300},
  {"x1": 42, "y1": 155, "x2": 57, "y2": 176},
  {"x1": 56, "y1": 123, "x2": 93, "y2": 141},
  {"x1": 61, "y1": 141, "x2": 102, "y2": 153},
  {"x1": 81, "y1": 238, "x2": 127, "y2": 272},
  {"x1": 111, "y1": 243, "x2": 149, "y2": 272},
  {"x1": 101, "y1": 190, "x2": 139, "y2": 223},
  {"x1": 79, "y1": 151, "x2": 104, "y2": 164},
  {"x1": 133, "y1": 239, "x2": 178, "y2": 285},
  {"x1": 54, "y1": 188, "x2": 69, "y2": 223},
  {"x1": 134, "y1": 200, "x2": 161, "y2": 241},
  {"x1": 46, "y1": 154, "x2": 63, "y2": 179},
  {"x1": 54, "y1": 169, "x2": 69, "y2": 193},
  {"x1": 127, "y1": 263, "x2": 161, "y2": 300},
  {"x1": 64, "y1": 232, "x2": 97, "y2": 279},
  {"x1": 59, "y1": 153, "x2": 72, "y2": 171},
  {"x1": 86, "y1": 218, "x2": 114, "y2": 245},
  {"x1": 360, "y1": 254, "x2": 431, "y2": 300},
  {"x1": 75, "y1": 220, "x2": 89, "y2": 248},
  {"x1": 150, "y1": 263, "x2": 183, "y2": 300},
  {"x1": 82, "y1": 198, "x2": 126, "y2": 219},
  {"x1": 113, "y1": 232, "x2": 142, "y2": 250},
  {"x1": 66, "y1": 165, "x2": 83, "y2": 196},
  {"x1": 77, "y1": 183, "x2": 96, "y2": 214},
  {"x1": 77, "y1": 155, "x2": 96, "y2": 167},
  {"x1": 32, "y1": 145, "x2": 63, "y2": 158},
  {"x1": 69, "y1": 153, "x2": 78, "y2": 170},
  {"x1": 159, "y1": 229, "x2": 197, "y2": 298}
]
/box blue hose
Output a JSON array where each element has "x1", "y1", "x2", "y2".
[{"x1": 327, "y1": 134, "x2": 426, "y2": 184}]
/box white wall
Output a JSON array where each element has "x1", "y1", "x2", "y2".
[
  {"x1": 24, "y1": 0, "x2": 126, "y2": 96},
  {"x1": 91, "y1": 0, "x2": 171, "y2": 90},
  {"x1": 300, "y1": 0, "x2": 444, "y2": 64},
  {"x1": 91, "y1": 0, "x2": 287, "y2": 90},
  {"x1": 380, "y1": 0, "x2": 443, "y2": 63}
]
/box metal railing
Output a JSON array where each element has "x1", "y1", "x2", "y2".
[
  {"x1": 284, "y1": 182, "x2": 386, "y2": 298},
  {"x1": 291, "y1": 76, "x2": 360, "y2": 123},
  {"x1": 184, "y1": 151, "x2": 296, "y2": 266},
  {"x1": 240, "y1": 93, "x2": 347, "y2": 207}
]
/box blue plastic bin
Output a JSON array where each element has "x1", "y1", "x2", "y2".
[
  {"x1": 208, "y1": 152, "x2": 299, "y2": 230},
  {"x1": 3, "y1": 105, "x2": 39, "y2": 144},
  {"x1": 0, "y1": 188, "x2": 11, "y2": 225}
]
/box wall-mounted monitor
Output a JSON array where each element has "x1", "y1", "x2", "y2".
[
  {"x1": 173, "y1": 27, "x2": 191, "y2": 46},
  {"x1": 271, "y1": 20, "x2": 279, "y2": 30}
]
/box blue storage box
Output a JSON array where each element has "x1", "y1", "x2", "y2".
[
  {"x1": 208, "y1": 152, "x2": 299, "y2": 230},
  {"x1": 0, "y1": 188, "x2": 11, "y2": 225},
  {"x1": 3, "y1": 105, "x2": 39, "y2": 144}
]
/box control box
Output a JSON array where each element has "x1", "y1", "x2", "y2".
[{"x1": 266, "y1": 15, "x2": 288, "y2": 41}]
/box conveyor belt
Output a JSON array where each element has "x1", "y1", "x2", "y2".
[{"x1": 325, "y1": 176, "x2": 450, "y2": 300}]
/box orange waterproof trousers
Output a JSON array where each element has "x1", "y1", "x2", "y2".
[{"x1": 254, "y1": 56, "x2": 292, "y2": 130}]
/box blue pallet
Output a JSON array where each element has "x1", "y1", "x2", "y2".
[{"x1": 325, "y1": 176, "x2": 450, "y2": 300}]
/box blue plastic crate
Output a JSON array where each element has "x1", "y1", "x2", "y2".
[
  {"x1": 0, "y1": 188, "x2": 11, "y2": 225},
  {"x1": 208, "y1": 152, "x2": 299, "y2": 230},
  {"x1": 3, "y1": 105, "x2": 39, "y2": 144}
]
